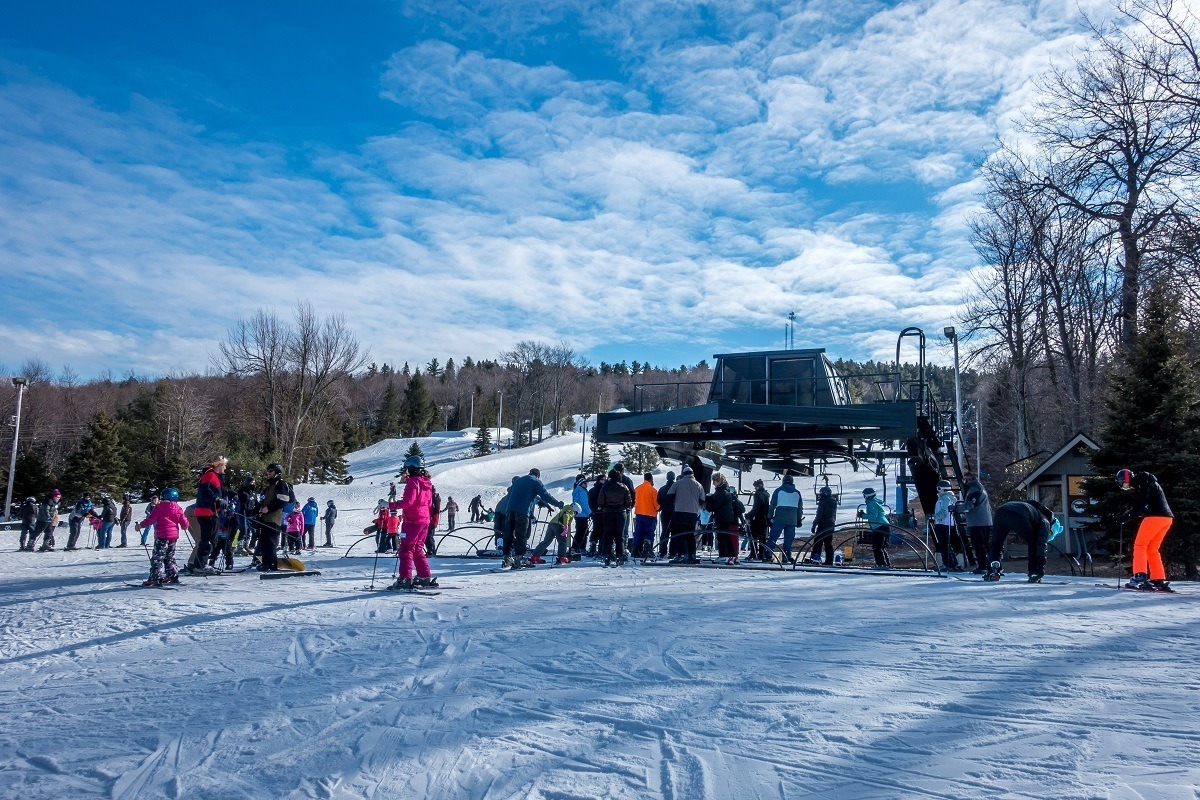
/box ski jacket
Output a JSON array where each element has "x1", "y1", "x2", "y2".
[
  {"x1": 864, "y1": 496, "x2": 888, "y2": 527},
  {"x1": 373, "y1": 509, "x2": 389, "y2": 531},
  {"x1": 586, "y1": 480, "x2": 604, "y2": 514},
  {"x1": 635, "y1": 480, "x2": 660, "y2": 517},
  {"x1": 260, "y1": 476, "x2": 295, "y2": 526},
  {"x1": 69, "y1": 499, "x2": 93, "y2": 522},
  {"x1": 324, "y1": 506, "x2": 337, "y2": 524},
  {"x1": 769, "y1": 484, "x2": 803, "y2": 526},
  {"x1": 194, "y1": 468, "x2": 223, "y2": 517},
  {"x1": 598, "y1": 480, "x2": 633, "y2": 511},
  {"x1": 994, "y1": 500, "x2": 1053, "y2": 540},
  {"x1": 668, "y1": 475, "x2": 706, "y2": 516},
  {"x1": 748, "y1": 488, "x2": 770, "y2": 524},
  {"x1": 508, "y1": 474, "x2": 559, "y2": 516},
  {"x1": 285, "y1": 511, "x2": 304, "y2": 534},
  {"x1": 120, "y1": 500, "x2": 132, "y2": 523},
  {"x1": 1132, "y1": 472, "x2": 1173, "y2": 518},
  {"x1": 238, "y1": 484, "x2": 257, "y2": 515},
  {"x1": 657, "y1": 480, "x2": 675, "y2": 518},
  {"x1": 572, "y1": 482, "x2": 592, "y2": 518},
  {"x1": 140, "y1": 500, "x2": 189, "y2": 541},
  {"x1": 812, "y1": 493, "x2": 838, "y2": 534},
  {"x1": 445, "y1": 500, "x2": 458, "y2": 514},
  {"x1": 962, "y1": 480, "x2": 992, "y2": 526},
  {"x1": 301, "y1": 501, "x2": 320, "y2": 525},
  {"x1": 37, "y1": 497, "x2": 58, "y2": 525},
  {"x1": 933, "y1": 492, "x2": 957, "y2": 526},
  {"x1": 549, "y1": 505, "x2": 577, "y2": 529},
  {"x1": 705, "y1": 485, "x2": 737, "y2": 528},
  {"x1": 618, "y1": 473, "x2": 637, "y2": 503},
  {"x1": 469, "y1": 496, "x2": 483, "y2": 513},
  {"x1": 20, "y1": 498, "x2": 38, "y2": 524},
  {"x1": 495, "y1": 492, "x2": 511, "y2": 517},
  {"x1": 396, "y1": 474, "x2": 433, "y2": 533},
  {"x1": 385, "y1": 512, "x2": 401, "y2": 534},
  {"x1": 101, "y1": 498, "x2": 118, "y2": 522}
]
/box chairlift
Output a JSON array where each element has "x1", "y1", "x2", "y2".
[{"x1": 813, "y1": 467, "x2": 841, "y2": 503}]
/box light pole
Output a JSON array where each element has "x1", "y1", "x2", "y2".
[
  {"x1": 469, "y1": 393, "x2": 475, "y2": 429},
  {"x1": 943, "y1": 327, "x2": 963, "y2": 471},
  {"x1": 496, "y1": 391, "x2": 504, "y2": 453},
  {"x1": 579, "y1": 413, "x2": 592, "y2": 470},
  {"x1": 4, "y1": 377, "x2": 28, "y2": 521}
]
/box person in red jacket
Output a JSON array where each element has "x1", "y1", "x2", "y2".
[
  {"x1": 136, "y1": 488, "x2": 189, "y2": 586},
  {"x1": 188, "y1": 456, "x2": 227, "y2": 575},
  {"x1": 389, "y1": 456, "x2": 435, "y2": 590}
]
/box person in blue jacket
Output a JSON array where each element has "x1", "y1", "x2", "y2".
[
  {"x1": 571, "y1": 474, "x2": 591, "y2": 556},
  {"x1": 301, "y1": 497, "x2": 320, "y2": 550},
  {"x1": 504, "y1": 468, "x2": 563, "y2": 568}
]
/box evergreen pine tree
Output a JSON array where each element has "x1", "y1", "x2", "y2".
[
  {"x1": 1089, "y1": 283, "x2": 1200, "y2": 578},
  {"x1": 473, "y1": 418, "x2": 493, "y2": 457},
  {"x1": 405, "y1": 440, "x2": 425, "y2": 461},
  {"x1": 63, "y1": 410, "x2": 128, "y2": 497},
  {"x1": 4, "y1": 448, "x2": 55, "y2": 502},
  {"x1": 374, "y1": 379, "x2": 402, "y2": 439},
  {"x1": 586, "y1": 433, "x2": 612, "y2": 479},
  {"x1": 618, "y1": 443, "x2": 661, "y2": 475},
  {"x1": 400, "y1": 374, "x2": 437, "y2": 436}
]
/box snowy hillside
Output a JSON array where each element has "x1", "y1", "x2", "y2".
[{"x1": 4, "y1": 437, "x2": 1198, "y2": 799}]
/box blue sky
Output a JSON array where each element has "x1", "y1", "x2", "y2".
[{"x1": 0, "y1": 0, "x2": 1115, "y2": 377}]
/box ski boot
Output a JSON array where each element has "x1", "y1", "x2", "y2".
[
  {"x1": 1150, "y1": 579, "x2": 1175, "y2": 593},
  {"x1": 516, "y1": 557, "x2": 534, "y2": 569},
  {"x1": 415, "y1": 576, "x2": 439, "y2": 589},
  {"x1": 386, "y1": 577, "x2": 414, "y2": 591},
  {"x1": 141, "y1": 578, "x2": 161, "y2": 587},
  {"x1": 1125, "y1": 572, "x2": 1155, "y2": 591},
  {"x1": 164, "y1": 575, "x2": 181, "y2": 585},
  {"x1": 556, "y1": 556, "x2": 570, "y2": 565},
  {"x1": 528, "y1": 555, "x2": 546, "y2": 565},
  {"x1": 983, "y1": 561, "x2": 1002, "y2": 582},
  {"x1": 500, "y1": 556, "x2": 514, "y2": 570},
  {"x1": 1027, "y1": 574, "x2": 1043, "y2": 584}
]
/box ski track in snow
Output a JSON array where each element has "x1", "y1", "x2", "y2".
[{"x1": 2, "y1": 434, "x2": 1200, "y2": 799}]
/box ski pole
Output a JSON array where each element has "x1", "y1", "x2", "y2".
[
  {"x1": 368, "y1": 547, "x2": 381, "y2": 590},
  {"x1": 1116, "y1": 521, "x2": 1124, "y2": 590}
]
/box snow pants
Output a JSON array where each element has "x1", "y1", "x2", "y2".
[
  {"x1": 505, "y1": 513, "x2": 531, "y2": 558},
  {"x1": 589, "y1": 512, "x2": 604, "y2": 553},
  {"x1": 257, "y1": 523, "x2": 280, "y2": 570},
  {"x1": 988, "y1": 508, "x2": 1048, "y2": 577},
  {"x1": 809, "y1": 527, "x2": 834, "y2": 565},
  {"x1": 19, "y1": 520, "x2": 35, "y2": 550},
  {"x1": 533, "y1": 522, "x2": 569, "y2": 559},
  {"x1": 194, "y1": 515, "x2": 218, "y2": 565},
  {"x1": 968, "y1": 525, "x2": 991, "y2": 570},
  {"x1": 631, "y1": 514, "x2": 657, "y2": 558},
  {"x1": 323, "y1": 519, "x2": 334, "y2": 547},
  {"x1": 67, "y1": 517, "x2": 84, "y2": 549},
  {"x1": 304, "y1": 523, "x2": 315, "y2": 550},
  {"x1": 492, "y1": 511, "x2": 508, "y2": 552},
  {"x1": 669, "y1": 512, "x2": 698, "y2": 558},
  {"x1": 425, "y1": 521, "x2": 437, "y2": 557},
  {"x1": 1132, "y1": 516, "x2": 1173, "y2": 581},
  {"x1": 398, "y1": 526, "x2": 431, "y2": 580},
  {"x1": 932, "y1": 523, "x2": 960, "y2": 570},
  {"x1": 149, "y1": 537, "x2": 179, "y2": 582},
  {"x1": 571, "y1": 516, "x2": 589, "y2": 552},
  {"x1": 716, "y1": 525, "x2": 739, "y2": 558},
  {"x1": 31, "y1": 519, "x2": 54, "y2": 550},
  {"x1": 447, "y1": 513, "x2": 456, "y2": 532},
  {"x1": 658, "y1": 511, "x2": 673, "y2": 556},
  {"x1": 600, "y1": 510, "x2": 626, "y2": 562},
  {"x1": 208, "y1": 536, "x2": 233, "y2": 570},
  {"x1": 871, "y1": 524, "x2": 891, "y2": 567}
]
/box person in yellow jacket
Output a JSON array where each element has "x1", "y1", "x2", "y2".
[
  {"x1": 632, "y1": 473, "x2": 661, "y2": 559},
  {"x1": 529, "y1": 504, "x2": 579, "y2": 565}
]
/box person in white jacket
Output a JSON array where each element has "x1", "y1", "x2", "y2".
[{"x1": 932, "y1": 480, "x2": 962, "y2": 571}]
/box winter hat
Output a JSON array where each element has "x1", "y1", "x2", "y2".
[
  {"x1": 783, "y1": 475, "x2": 794, "y2": 485},
  {"x1": 681, "y1": 466, "x2": 694, "y2": 476},
  {"x1": 643, "y1": 473, "x2": 653, "y2": 481},
  {"x1": 753, "y1": 479, "x2": 764, "y2": 487},
  {"x1": 818, "y1": 486, "x2": 831, "y2": 496},
  {"x1": 327, "y1": 500, "x2": 335, "y2": 506}
]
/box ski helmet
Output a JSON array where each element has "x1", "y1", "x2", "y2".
[
  {"x1": 266, "y1": 463, "x2": 283, "y2": 476},
  {"x1": 863, "y1": 487, "x2": 877, "y2": 500},
  {"x1": 163, "y1": 488, "x2": 180, "y2": 501},
  {"x1": 404, "y1": 455, "x2": 424, "y2": 472},
  {"x1": 308, "y1": 497, "x2": 316, "y2": 503},
  {"x1": 327, "y1": 500, "x2": 335, "y2": 506},
  {"x1": 936, "y1": 480, "x2": 952, "y2": 492},
  {"x1": 1117, "y1": 469, "x2": 1134, "y2": 490},
  {"x1": 570, "y1": 502, "x2": 582, "y2": 515},
  {"x1": 818, "y1": 486, "x2": 831, "y2": 496}
]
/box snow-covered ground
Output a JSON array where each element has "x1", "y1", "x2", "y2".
[{"x1": 3, "y1": 437, "x2": 1199, "y2": 799}]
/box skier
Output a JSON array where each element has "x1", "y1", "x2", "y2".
[
  {"x1": 530, "y1": 503, "x2": 580, "y2": 564},
  {"x1": 597, "y1": 467, "x2": 633, "y2": 566},
  {"x1": 65, "y1": 494, "x2": 95, "y2": 551},
  {"x1": 570, "y1": 475, "x2": 591, "y2": 555},
  {"x1": 322, "y1": 500, "x2": 337, "y2": 547},
  {"x1": 503, "y1": 468, "x2": 563, "y2": 569},
  {"x1": 931, "y1": 480, "x2": 962, "y2": 571},
  {"x1": 861, "y1": 487, "x2": 891, "y2": 568},
  {"x1": 493, "y1": 477, "x2": 517, "y2": 555},
  {"x1": 746, "y1": 478, "x2": 770, "y2": 561},
  {"x1": 96, "y1": 494, "x2": 118, "y2": 549},
  {"x1": 388, "y1": 481, "x2": 397, "y2": 501},
  {"x1": 237, "y1": 477, "x2": 258, "y2": 554},
  {"x1": 960, "y1": 471, "x2": 992, "y2": 574},
  {"x1": 209, "y1": 493, "x2": 236, "y2": 571},
  {"x1": 444, "y1": 497, "x2": 458, "y2": 531},
  {"x1": 301, "y1": 497, "x2": 320, "y2": 550},
  {"x1": 656, "y1": 471, "x2": 676, "y2": 558},
  {"x1": 118, "y1": 495, "x2": 132, "y2": 547},
  {"x1": 768, "y1": 476, "x2": 803, "y2": 564},
  {"x1": 632, "y1": 473, "x2": 660, "y2": 559},
  {"x1": 255, "y1": 463, "x2": 294, "y2": 572},
  {"x1": 809, "y1": 486, "x2": 838, "y2": 565},
  {"x1": 586, "y1": 474, "x2": 606, "y2": 557},
  {"x1": 1118, "y1": 469, "x2": 1175, "y2": 592},
  {"x1": 707, "y1": 473, "x2": 740, "y2": 565},
  {"x1": 136, "y1": 487, "x2": 188, "y2": 586},
  {"x1": 985, "y1": 499, "x2": 1054, "y2": 582},
  {"x1": 613, "y1": 463, "x2": 637, "y2": 551},
  {"x1": 666, "y1": 466, "x2": 705, "y2": 563},
  {"x1": 388, "y1": 455, "x2": 437, "y2": 590},
  {"x1": 189, "y1": 457, "x2": 227, "y2": 575},
  {"x1": 18, "y1": 496, "x2": 38, "y2": 551},
  {"x1": 284, "y1": 506, "x2": 305, "y2": 554},
  {"x1": 29, "y1": 489, "x2": 63, "y2": 551}
]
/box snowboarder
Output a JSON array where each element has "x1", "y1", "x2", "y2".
[
  {"x1": 1117, "y1": 469, "x2": 1175, "y2": 592},
  {"x1": 985, "y1": 499, "x2": 1054, "y2": 582},
  {"x1": 301, "y1": 497, "x2": 320, "y2": 550},
  {"x1": 597, "y1": 467, "x2": 633, "y2": 566},
  {"x1": 530, "y1": 504, "x2": 579, "y2": 564},
  {"x1": 656, "y1": 471, "x2": 675, "y2": 558},
  {"x1": 322, "y1": 500, "x2": 337, "y2": 547},
  {"x1": 136, "y1": 487, "x2": 188, "y2": 586},
  {"x1": 768, "y1": 476, "x2": 803, "y2": 564},
  {"x1": 931, "y1": 480, "x2": 962, "y2": 571},
  {"x1": 960, "y1": 471, "x2": 992, "y2": 574},
  {"x1": 632, "y1": 473, "x2": 660, "y2": 559},
  {"x1": 666, "y1": 466, "x2": 705, "y2": 563},
  {"x1": 388, "y1": 455, "x2": 437, "y2": 590},
  {"x1": 862, "y1": 487, "x2": 890, "y2": 568},
  {"x1": 255, "y1": 463, "x2": 294, "y2": 572}
]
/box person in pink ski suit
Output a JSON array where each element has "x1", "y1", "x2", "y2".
[
  {"x1": 136, "y1": 488, "x2": 189, "y2": 585},
  {"x1": 389, "y1": 455, "x2": 436, "y2": 590}
]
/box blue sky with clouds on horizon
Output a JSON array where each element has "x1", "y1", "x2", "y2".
[{"x1": 0, "y1": 0, "x2": 1118, "y2": 378}]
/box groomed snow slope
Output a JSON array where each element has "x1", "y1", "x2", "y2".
[{"x1": 3, "y1": 438, "x2": 1199, "y2": 799}]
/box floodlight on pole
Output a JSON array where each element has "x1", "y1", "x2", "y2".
[{"x1": 943, "y1": 327, "x2": 963, "y2": 471}]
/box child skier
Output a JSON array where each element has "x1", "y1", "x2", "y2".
[
  {"x1": 209, "y1": 496, "x2": 236, "y2": 571},
  {"x1": 284, "y1": 506, "x2": 305, "y2": 554},
  {"x1": 136, "y1": 488, "x2": 189, "y2": 586},
  {"x1": 529, "y1": 503, "x2": 580, "y2": 564},
  {"x1": 388, "y1": 456, "x2": 435, "y2": 591}
]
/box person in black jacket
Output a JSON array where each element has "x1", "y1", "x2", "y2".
[
  {"x1": 707, "y1": 473, "x2": 740, "y2": 564},
  {"x1": 613, "y1": 463, "x2": 637, "y2": 552},
  {"x1": 18, "y1": 496, "x2": 38, "y2": 551},
  {"x1": 985, "y1": 499, "x2": 1053, "y2": 582},
  {"x1": 656, "y1": 471, "x2": 676, "y2": 557},
  {"x1": 587, "y1": 476, "x2": 606, "y2": 557},
  {"x1": 597, "y1": 468, "x2": 632, "y2": 566},
  {"x1": 810, "y1": 486, "x2": 838, "y2": 565},
  {"x1": 255, "y1": 463, "x2": 294, "y2": 571},
  {"x1": 747, "y1": 479, "x2": 770, "y2": 560},
  {"x1": 237, "y1": 477, "x2": 258, "y2": 554}
]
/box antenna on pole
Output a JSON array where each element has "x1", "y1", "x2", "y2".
[{"x1": 788, "y1": 311, "x2": 796, "y2": 349}]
